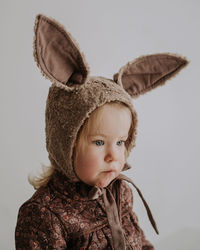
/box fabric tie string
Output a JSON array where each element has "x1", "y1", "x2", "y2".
[
  {"x1": 117, "y1": 174, "x2": 159, "y2": 235},
  {"x1": 88, "y1": 174, "x2": 159, "y2": 250}
]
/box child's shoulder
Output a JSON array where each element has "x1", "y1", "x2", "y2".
[
  {"x1": 15, "y1": 184, "x2": 68, "y2": 246},
  {"x1": 18, "y1": 184, "x2": 54, "y2": 215}
]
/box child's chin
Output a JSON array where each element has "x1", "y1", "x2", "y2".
[
  {"x1": 96, "y1": 182, "x2": 110, "y2": 188},
  {"x1": 96, "y1": 175, "x2": 116, "y2": 188}
]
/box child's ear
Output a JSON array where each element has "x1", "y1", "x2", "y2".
[
  {"x1": 33, "y1": 14, "x2": 89, "y2": 87},
  {"x1": 113, "y1": 54, "x2": 189, "y2": 98}
]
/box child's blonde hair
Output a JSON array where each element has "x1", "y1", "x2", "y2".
[
  {"x1": 29, "y1": 101, "x2": 133, "y2": 190},
  {"x1": 28, "y1": 164, "x2": 55, "y2": 190}
]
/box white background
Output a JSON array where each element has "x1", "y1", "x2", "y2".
[{"x1": 1, "y1": 0, "x2": 200, "y2": 249}]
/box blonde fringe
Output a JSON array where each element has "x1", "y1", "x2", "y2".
[{"x1": 28, "y1": 164, "x2": 55, "y2": 190}]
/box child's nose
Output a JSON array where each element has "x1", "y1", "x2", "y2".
[{"x1": 104, "y1": 146, "x2": 118, "y2": 162}]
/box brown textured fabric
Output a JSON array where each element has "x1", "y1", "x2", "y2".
[
  {"x1": 33, "y1": 14, "x2": 188, "y2": 183},
  {"x1": 45, "y1": 77, "x2": 137, "y2": 182},
  {"x1": 15, "y1": 171, "x2": 154, "y2": 250},
  {"x1": 15, "y1": 14, "x2": 189, "y2": 249}
]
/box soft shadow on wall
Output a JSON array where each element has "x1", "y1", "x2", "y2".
[{"x1": 154, "y1": 228, "x2": 200, "y2": 250}]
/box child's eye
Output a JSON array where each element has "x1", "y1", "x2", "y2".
[
  {"x1": 116, "y1": 140, "x2": 124, "y2": 146},
  {"x1": 93, "y1": 140, "x2": 104, "y2": 146}
]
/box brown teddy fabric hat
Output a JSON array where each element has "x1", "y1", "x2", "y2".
[{"x1": 33, "y1": 14, "x2": 188, "y2": 182}]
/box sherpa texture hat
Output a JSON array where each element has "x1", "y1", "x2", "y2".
[{"x1": 33, "y1": 14, "x2": 188, "y2": 182}]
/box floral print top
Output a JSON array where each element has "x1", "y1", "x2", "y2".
[{"x1": 15, "y1": 171, "x2": 154, "y2": 249}]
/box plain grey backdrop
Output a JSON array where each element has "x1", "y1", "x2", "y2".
[{"x1": 1, "y1": 0, "x2": 200, "y2": 249}]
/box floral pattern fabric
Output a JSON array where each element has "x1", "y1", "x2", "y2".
[{"x1": 15, "y1": 171, "x2": 154, "y2": 249}]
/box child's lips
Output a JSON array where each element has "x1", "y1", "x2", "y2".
[
  {"x1": 105, "y1": 170, "x2": 114, "y2": 173},
  {"x1": 103, "y1": 168, "x2": 117, "y2": 173},
  {"x1": 102, "y1": 164, "x2": 120, "y2": 174}
]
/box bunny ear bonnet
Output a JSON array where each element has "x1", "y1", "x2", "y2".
[
  {"x1": 33, "y1": 14, "x2": 188, "y2": 238},
  {"x1": 33, "y1": 14, "x2": 188, "y2": 182}
]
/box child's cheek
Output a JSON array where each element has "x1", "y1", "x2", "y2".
[
  {"x1": 85, "y1": 155, "x2": 101, "y2": 171},
  {"x1": 85, "y1": 147, "x2": 101, "y2": 164}
]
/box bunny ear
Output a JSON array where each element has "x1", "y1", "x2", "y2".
[
  {"x1": 113, "y1": 54, "x2": 188, "y2": 98},
  {"x1": 33, "y1": 14, "x2": 90, "y2": 87}
]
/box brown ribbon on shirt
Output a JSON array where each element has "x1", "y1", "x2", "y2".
[
  {"x1": 89, "y1": 174, "x2": 159, "y2": 250},
  {"x1": 118, "y1": 174, "x2": 159, "y2": 235}
]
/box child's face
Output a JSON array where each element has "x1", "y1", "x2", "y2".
[{"x1": 74, "y1": 104, "x2": 132, "y2": 187}]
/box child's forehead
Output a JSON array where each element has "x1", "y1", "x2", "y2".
[
  {"x1": 87, "y1": 105, "x2": 132, "y2": 134},
  {"x1": 93, "y1": 103, "x2": 132, "y2": 119}
]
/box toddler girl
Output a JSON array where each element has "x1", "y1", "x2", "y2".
[{"x1": 15, "y1": 14, "x2": 188, "y2": 249}]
